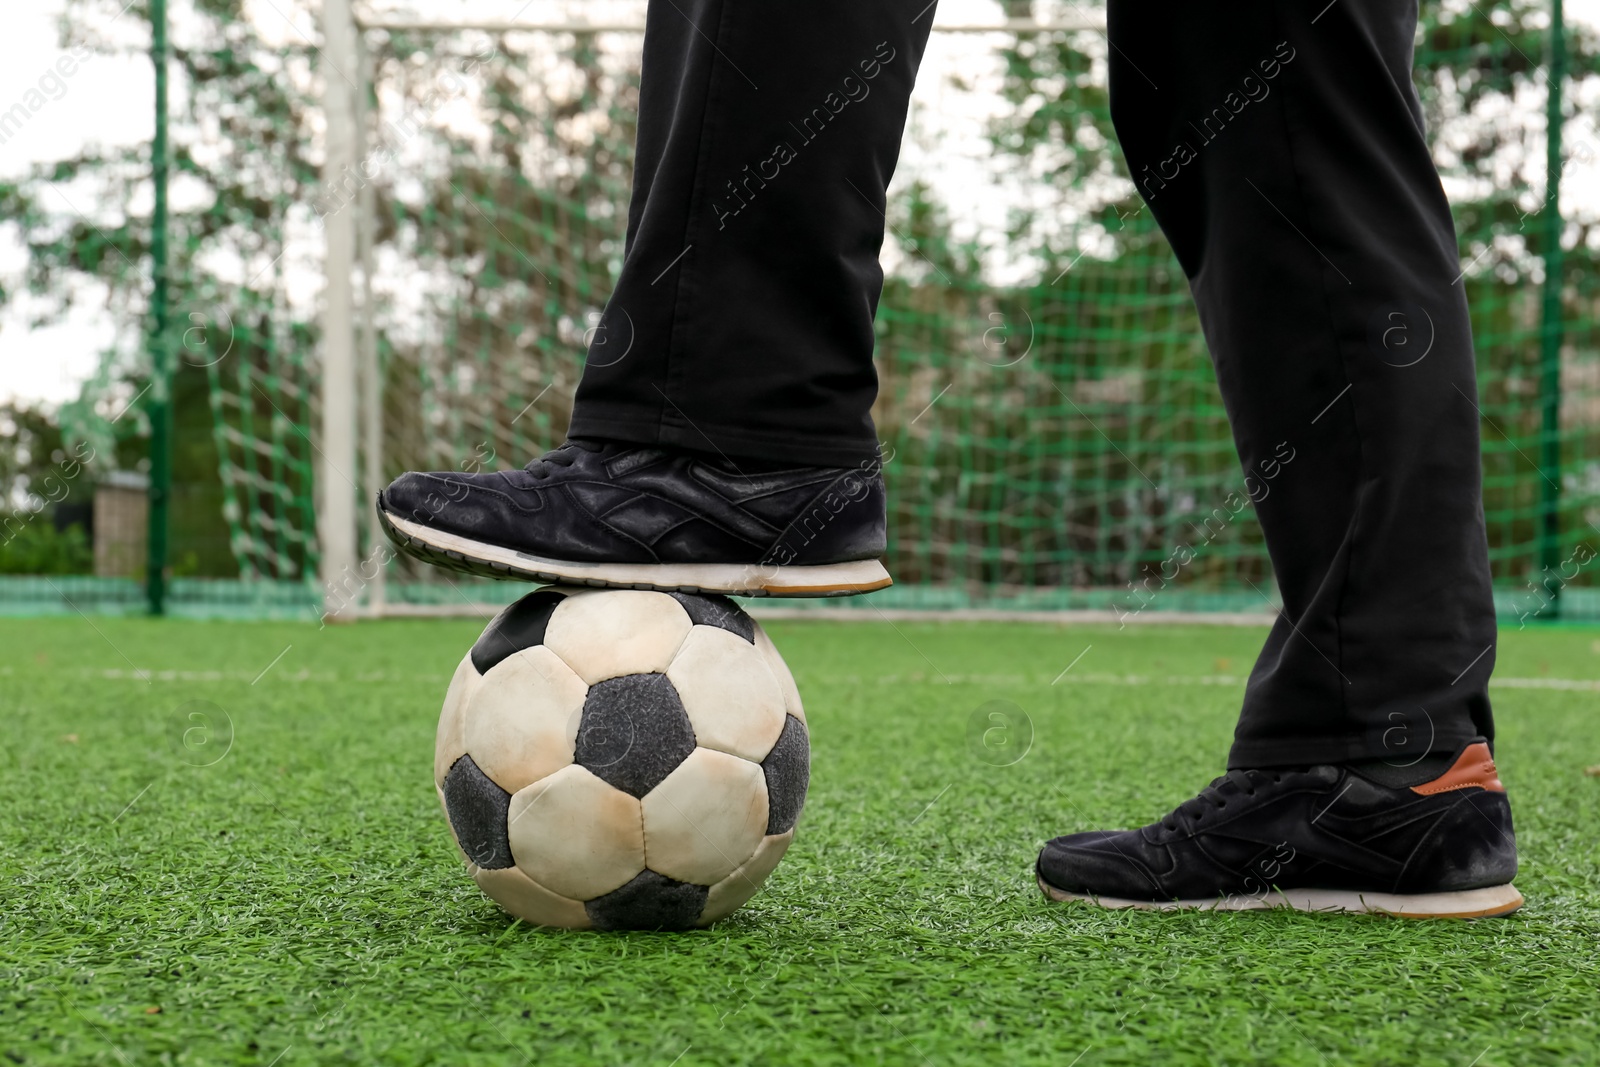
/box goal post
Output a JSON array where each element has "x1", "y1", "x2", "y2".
[{"x1": 319, "y1": 0, "x2": 361, "y2": 621}]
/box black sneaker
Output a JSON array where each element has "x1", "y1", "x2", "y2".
[
  {"x1": 376, "y1": 440, "x2": 892, "y2": 597},
  {"x1": 1036, "y1": 740, "x2": 1522, "y2": 918}
]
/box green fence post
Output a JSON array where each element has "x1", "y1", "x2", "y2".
[
  {"x1": 147, "y1": 0, "x2": 172, "y2": 615},
  {"x1": 1537, "y1": 0, "x2": 1566, "y2": 615}
]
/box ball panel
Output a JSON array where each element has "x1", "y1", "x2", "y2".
[
  {"x1": 441, "y1": 754, "x2": 514, "y2": 869},
  {"x1": 543, "y1": 590, "x2": 693, "y2": 684},
  {"x1": 464, "y1": 646, "x2": 586, "y2": 793},
  {"x1": 666, "y1": 592, "x2": 755, "y2": 643},
  {"x1": 472, "y1": 864, "x2": 592, "y2": 930},
  {"x1": 697, "y1": 830, "x2": 794, "y2": 926},
  {"x1": 761, "y1": 714, "x2": 810, "y2": 835},
  {"x1": 575, "y1": 673, "x2": 697, "y2": 799},
  {"x1": 667, "y1": 627, "x2": 786, "y2": 762},
  {"x1": 583, "y1": 870, "x2": 709, "y2": 932},
  {"x1": 471, "y1": 589, "x2": 567, "y2": 674},
  {"x1": 640, "y1": 748, "x2": 768, "y2": 886},
  {"x1": 753, "y1": 625, "x2": 805, "y2": 727},
  {"x1": 507, "y1": 764, "x2": 646, "y2": 900},
  {"x1": 434, "y1": 653, "x2": 478, "y2": 788}
]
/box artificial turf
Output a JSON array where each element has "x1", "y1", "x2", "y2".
[{"x1": 2, "y1": 614, "x2": 1597, "y2": 1066}]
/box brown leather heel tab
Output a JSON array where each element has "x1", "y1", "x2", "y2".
[{"x1": 1411, "y1": 742, "x2": 1505, "y2": 795}]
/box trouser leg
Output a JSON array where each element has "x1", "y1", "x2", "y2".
[
  {"x1": 1105, "y1": 0, "x2": 1497, "y2": 765},
  {"x1": 569, "y1": 0, "x2": 936, "y2": 468}
]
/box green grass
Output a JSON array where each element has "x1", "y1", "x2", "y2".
[{"x1": 2, "y1": 615, "x2": 1598, "y2": 1066}]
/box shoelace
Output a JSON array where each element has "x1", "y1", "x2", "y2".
[
  {"x1": 1159, "y1": 768, "x2": 1283, "y2": 832},
  {"x1": 522, "y1": 440, "x2": 601, "y2": 478}
]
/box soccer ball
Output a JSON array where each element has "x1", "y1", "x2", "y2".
[{"x1": 434, "y1": 586, "x2": 809, "y2": 930}]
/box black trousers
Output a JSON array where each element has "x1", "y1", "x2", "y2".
[{"x1": 569, "y1": 0, "x2": 1498, "y2": 767}]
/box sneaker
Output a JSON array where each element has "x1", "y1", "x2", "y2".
[
  {"x1": 376, "y1": 440, "x2": 892, "y2": 597},
  {"x1": 1036, "y1": 740, "x2": 1522, "y2": 918}
]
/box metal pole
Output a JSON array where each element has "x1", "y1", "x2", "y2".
[
  {"x1": 147, "y1": 0, "x2": 171, "y2": 616},
  {"x1": 1538, "y1": 0, "x2": 1566, "y2": 614},
  {"x1": 320, "y1": 0, "x2": 361, "y2": 622}
]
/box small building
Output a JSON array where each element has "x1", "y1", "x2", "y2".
[{"x1": 95, "y1": 471, "x2": 148, "y2": 577}]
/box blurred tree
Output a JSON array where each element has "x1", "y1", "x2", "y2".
[
  {"x1": 0, "y1": 0, "x2": 1593, "y2": 594},
  {"x1": 0, "y1": 0, "x2": 639, "y2": 580},
  {"x1": 0, "y1": 401, "x2": 70, "y2": 511}
]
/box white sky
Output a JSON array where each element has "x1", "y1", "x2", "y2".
[
  {"x1": 0, "y1": 1, "x2": 152, "y2": 406},
  {"x1": 1, "y1": 0, "x2": 1597, "y2": 406}
]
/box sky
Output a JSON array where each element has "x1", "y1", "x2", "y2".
[
  {"x1": 0, "y1": 1, "x2": 155, "y2": 407},
  {"x1": 1, "y1": 0, "x2": 1597, "y2": 408}
]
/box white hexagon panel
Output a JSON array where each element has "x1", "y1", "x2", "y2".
[{"x1": 640, "y1": 748, "x2": 769, "y2": 886}]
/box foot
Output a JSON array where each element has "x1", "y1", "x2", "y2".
[
  {"x1": 1036, "y1": 740, "x2": 1522, "y2": 918},
  {"x1": 376, "y1": 440, "x2": 892, "y2": 597}
]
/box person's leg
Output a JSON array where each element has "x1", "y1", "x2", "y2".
[
  {"x1": 377, "y1": 0, "x2": 935, "y2": 595},
  {"x1": 1109, "y1": 0, "x2": 1496, "y2": 767},
  {"x1": 571, "y1": 0, "x2": 934, "y2": 469},
  {"x1": 1037, "y1": 0, "x2": 1519, "y2": 916}
]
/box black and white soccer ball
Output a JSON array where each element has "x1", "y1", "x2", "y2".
[{"x1": 434, "y1": 586, "x2": 809, "y2": 930}]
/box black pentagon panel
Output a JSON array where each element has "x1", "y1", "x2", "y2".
[
  {"x1": 575, "y1": 674, "x2": 697, "y2": 799},
  {"x1": 666, "y1": 592, "x2": 755, "y2": 644},
  {"x1": 470, "y1": 589, "x2": 567, "y2": 675},
  {"x1": 584, "y1": 869, "x2": 709, "y2": 931},
  {"x1": 441, "y1": 754, "x2": 514, "y2": 869},
  {"x1": 761, "y1": 714, "x2": 810, "y2": 835}
]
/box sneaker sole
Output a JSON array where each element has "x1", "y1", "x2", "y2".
[
  {"x1": 1036, "y1": 875, "x2": 1524, "y2": 919},
  {"x1": 379, "y1": 509, "x2": 893, "y2": 597}
]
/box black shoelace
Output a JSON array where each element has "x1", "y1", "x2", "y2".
[
  {"x1": 1159, "y1": 768, "x2": 1283, "y2": 832},
  {"x1": 522, "y1": 440, "x2": 600, "y2": 478}
]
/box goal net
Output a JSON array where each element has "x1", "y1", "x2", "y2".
[
  {"x1": 34, "y1": 0, "x2": 1597, "y2": 621},
  {"x1": 323, "y1": 1, "x2": 1600, "y2": 619}
]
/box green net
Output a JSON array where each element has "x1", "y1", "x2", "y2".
[{"x1": 6, "y1": 1, "x2": 1599, "y2": 621}]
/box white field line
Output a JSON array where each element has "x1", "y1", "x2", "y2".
[
  {"x1": 23, "y1": 665, "x2": 1599, "y2": 692},
  {"x1": 375, "y1": 603, "x2": 1282, "y2": 626}
]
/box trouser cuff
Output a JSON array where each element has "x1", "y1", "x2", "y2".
[
  {"x1": 1227, "y1": 730, "x2": 1484, "y2": 770},
  {"x1": 568, "y1": 407, "x2": 885, "y2": 468}
]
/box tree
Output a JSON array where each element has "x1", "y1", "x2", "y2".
[{"x1": 0, "y1": 1, "x2": 641, "y2": 580}]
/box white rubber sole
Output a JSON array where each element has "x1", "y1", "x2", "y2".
[
  {"x1": 1037, "y1": 876, "x2": 1524, "y2": 919},
  {"x1": 381, "y1": 511, "x2": 893, "y2": 597}
]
